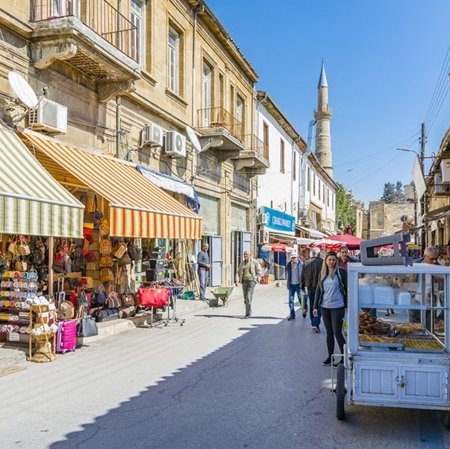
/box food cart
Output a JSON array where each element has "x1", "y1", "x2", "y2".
[{"x1": 334, "y1": 262, "x2": 450, "y2": 424}]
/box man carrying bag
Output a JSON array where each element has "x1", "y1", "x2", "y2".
[{"x1": 235, "y1": 250, "x2": 261, "y2": 318}]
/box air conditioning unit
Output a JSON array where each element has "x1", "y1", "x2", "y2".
[
  {"x1": 257, "y1": 212, "x2": 269, "y2": 225},
  {"x1": 142, "y1": 122, "x2": 164, "y2": 147},
  {"x1": 165, "y1": 131, "x2": 186, "y2": 158},
  {"x1": 258, "y1": 229, "x2": 270, "y2": 244},
  {"x1": 29, "y1": 98, "x2": 67, "y2": 134}
]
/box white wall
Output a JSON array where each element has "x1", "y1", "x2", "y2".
[
  {"x1": 304, "y1": 159, "x2": 336, "y2": 230},
  {"x1": 256, "y1": 104, "x2": 301, "y2": 217}
]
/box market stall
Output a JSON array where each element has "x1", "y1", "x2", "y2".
[{"x1": 334, "y1": 262, "x2": 450, "y2": 424}]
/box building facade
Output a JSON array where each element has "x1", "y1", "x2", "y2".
[
  {"x1": 0, "y1": 0, "x2": 269, "y2": 285},
  {"x1": 367, "y1": 201, "x2": 415, "y2": 239}
]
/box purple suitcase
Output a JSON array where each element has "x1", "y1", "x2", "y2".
[{"x1": 57, "y1": 319, "x2": 77, "y2": 353}]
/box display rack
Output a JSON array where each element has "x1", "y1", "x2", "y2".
[{"x1": 28, "y1": 303, "x2": 56, "y2": 363}]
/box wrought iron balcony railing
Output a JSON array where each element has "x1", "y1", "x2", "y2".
[
  {"x1": 197, "y1": 107, "x2": 244, "y2": 141},
  {"x1": 31, "y1": 0, "x2": 138, "y2": 62},
  {"x1": 233, "y1": 172, "x2": 250, "y2": 194}
]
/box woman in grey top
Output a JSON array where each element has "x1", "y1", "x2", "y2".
[{"x1": 313, "y1": 251, "x2": 348, "y2": 366}]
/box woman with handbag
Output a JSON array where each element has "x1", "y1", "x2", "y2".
[{"x1": 313, "y1": 251, "x2": 347, "y2": 367}]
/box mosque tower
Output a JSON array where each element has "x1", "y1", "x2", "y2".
[{"x1": 314, "y1": 62, "x2": 333, "y2": 177}]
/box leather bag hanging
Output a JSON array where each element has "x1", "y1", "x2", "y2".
[
  {"x1": 99, "y1": 239, "x2": 112, "y2": 255},
  {"x1": 100, "y1": 268, "x2": 114, "y2": 283},
  {"x1": 105, "y1": 290, "x2": 121, "y2": 309},
  {"x1": 99, "y1": 255, "x2": 113, "y2": 267},
  {"x1": 114, "y1": 242, "x2": 127, "y2": 259}
]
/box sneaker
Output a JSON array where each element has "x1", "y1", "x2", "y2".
[
  {"x1": 322, "y1": 358, "x2": 331, "y2": 366},
  {"x1": 313, "y1": 326, "x2": 321, "y2": 333},
  {"x1": 287, "y1": 316, "x2": 295, "y2": 321},
  {"x1": 302, "y1": 312, "x2": 307, "y2": 318}
]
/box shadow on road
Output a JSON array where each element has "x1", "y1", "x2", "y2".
[{"x1": 48, "y1": 315, "x2": 445, "y2": 449}]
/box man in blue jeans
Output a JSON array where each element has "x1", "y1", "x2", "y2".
[
  {"x1": 286, "y1": 253, "x2": 303, "y2": 320},
  {"x1": 301, "y1": 248, "x2": 323, "y2": 332}
]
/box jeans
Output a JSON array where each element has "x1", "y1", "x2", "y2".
[
  {"x1": 321, "y1": 306, "x2": 346, "y2": 359},
  {"x1": 242, "y1": 280, "x2": 256, "y2": 316},
  {"x1": 198, "y1": 268, "x2": 209, "y2": 300},
  {"x1": 307, "y1": 288, "x2": 321, "y2": 327},
  {"x1": 288, "y1": 284, "x2": 302, "y2": 317}
]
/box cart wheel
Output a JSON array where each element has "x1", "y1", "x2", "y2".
[
  {"x1": 442, "y1": 411, "x2": 450, "y2": 429},
  {"x1": 336, "y1": 364, "x2": 345, "y2": 421}
]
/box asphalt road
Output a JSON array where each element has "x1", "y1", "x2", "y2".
[{"x1": 1, "y1": 284, "x2": 449, "y2": 449}]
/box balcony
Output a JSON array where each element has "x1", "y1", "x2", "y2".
[
  {"x1": 197, "y1": 107, "x2": 245, "y2": 161},
  {"x1": 30, "y1": 0, "x2": 140, "y2": 102},
  {"x1": 233, "y1": 134, "x2": 270, "y2": 176}
]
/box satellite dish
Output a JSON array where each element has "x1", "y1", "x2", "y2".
[
  {"x1": 8, "y1": 72, "x2": 38, "y2": 109},
  {"x1": 185, "y1": 126, "x2": 202, "y2": 152}
]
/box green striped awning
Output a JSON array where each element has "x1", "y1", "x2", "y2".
[{"x1": 0, "y1": 128, "x2": 84, "y2": 238}]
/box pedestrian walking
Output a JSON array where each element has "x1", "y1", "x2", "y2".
[
  {"x1": 235, "y1": 250, "x2": 261, "y2": 318},
  {"x1": 313, "y1": 251, "x2": 347, "y2": 366},
  {"x1": 338, "y1": 246, "x2": 356, "y2": 270},
  {"x1": 197, "y1": 242, "x2": 211, "y2": 301},
  {"x1": 301, "y1": 248, "x2": 323, "y2": 332},
  {"x1": 286, "y1": 252, "x2": 303, "y2": 320}
]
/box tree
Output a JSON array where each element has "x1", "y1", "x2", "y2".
[
  {"x1": 380, "y1": 181, "x2": 405, "y2": 203},
  {"x1": 336, "y1": 183, "x2": 356, "y2": 233}
]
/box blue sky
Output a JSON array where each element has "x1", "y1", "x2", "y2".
[{"x1": 206, "y1": 0, "x2": 450, "y2": 205}]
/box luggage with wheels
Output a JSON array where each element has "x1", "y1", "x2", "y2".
[{"x1": 56, "y1": 319, "x2": 77, "y2": 353}]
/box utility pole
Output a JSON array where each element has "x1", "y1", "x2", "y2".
[{"x1": 420, "y1": 122, "x2": 426, "y2": 251}]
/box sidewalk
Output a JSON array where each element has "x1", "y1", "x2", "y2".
[{"x1": 0, "y1": 281, "x2": 287, "y2": 375}]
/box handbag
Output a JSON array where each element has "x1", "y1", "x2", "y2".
[
  {"x1": 105, "y1": 290, "x2": 121, "y2": 309},
  {"x1": 127, "y1": 242, "x2": 142, "y2": 261},
  {"x1": 114, "y1": 243, "x2": 127, "y2": 259},
  {"x1": 117, "y1": 252, "x2": 131, "y2": 266},
  {"x1": 99, "y1": 219, "x2": 110, "y2": 237},
  {"x1": 77, "y1": 316, "x2": 98, "y2": 337},
  {"x1": 86, "y1": 262, "x2": 98, "y2": 271},
  {"x1": 120, "y1": 294, "x2": 135, "y2": 308},
  {"x1": 138, "y1": 287, "x2": 169, "y2": 308},
  {"x1": 99, "y1": 255, "x2": 113, "y2": 267},
  {"x1": 99, "y1": 239, "x2": 112, "y2": 255},
  {"x1": 15, "y1": 260, "x2": 27, "y2": 272},
  {"x1": 100, "y1": 267, "x2": 114, "y2": 283},
  {"x1": 17, "y1": 236, "x2": 30, "y2": 256},
  {"x1": 7, "y1": 239, "x2": 16, "y2": 254}
]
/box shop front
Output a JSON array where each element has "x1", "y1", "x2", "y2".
[
  {"x1": 257, "y1": 206, "x2": 296, "y2": 280},
  {"x1": 13, "y1": 132, "x2": 202, "y2": 349},
  {"x1": 230, "y1": 203, "x2": 251, "y2": 283},
  {"x1": 0, "y1": 127, "x2": 84, "y2": 348},
  {"x1": 197, "y1": 193, "x2": 222, "y2": 287}
]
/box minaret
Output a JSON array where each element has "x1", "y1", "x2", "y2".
[{"x1": 314, "y1": 62, "x2": 333, "y2": 177}]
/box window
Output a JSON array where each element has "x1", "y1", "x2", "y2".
[
  {"x1": 131, "y1": 0, "x2": 142, "y2": 64},
  {"x1": 293, "y1": 152, "x2": 297, "y2": 181},
  {"x1": 236, "y1": 95, "x2": 244, "y2": 136},
  {"x1": 219, "y1": 74, "x2": 224, "y2": 109},
  {"x1": 307, "y1": 167, "x2": 310, "y2": 192},
  {"x1": 263, "y1": 122, "x2": 269, "y2": 161},
  {"x1": 202, "y1": 62, "x2": 212, "y2": 126},
  {"x1": 168, "y1": 27, "x2": 180, "y2": 93},
  {"x1": 313, "y1": 174, "x2": 316, "y2": 196},
  {"x1": 280, "y1": 139, "x2": 285, "y2": 173}
]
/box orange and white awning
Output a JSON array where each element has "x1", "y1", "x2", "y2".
[{"x1": 20, "y1": 132, "x2": 202, "y2": 240}]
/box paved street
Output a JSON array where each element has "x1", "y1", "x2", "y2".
[{"x1": 1, "y1": 284, "x2": 450, "y2": 449}]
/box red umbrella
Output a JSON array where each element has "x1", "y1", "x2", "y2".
[
  {"x1": 311, "y1": 239, "x2": 343, "y2": 251},
  {"x1": 327, "y1": 234, "x2": 363, "y2": 250},
  {"x1": 261, "y1": 242, "x2": 287, "y2": 252}
]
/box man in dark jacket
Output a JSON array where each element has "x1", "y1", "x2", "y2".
[
  {"x1": 301, "y1": 248, "x2": 323, "y2": 333},
  {"x1": 286, "y1": 252, "x2": 303, "y2": 320}
]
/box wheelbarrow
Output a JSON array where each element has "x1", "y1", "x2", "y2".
[{"x1": 210, "y1": 287, "x2": 234, "y2": 307}]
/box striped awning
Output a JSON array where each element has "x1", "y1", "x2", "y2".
[
  {"x1": 20, "y1": 133, "x2": 202, "y2": 240},
  {"x1": 0, "y1": 128, "x2": 83, "y2": 237}
]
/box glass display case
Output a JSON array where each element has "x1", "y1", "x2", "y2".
[{"x1": 346, "y1": 263, "x2": 450, "y2": 410}]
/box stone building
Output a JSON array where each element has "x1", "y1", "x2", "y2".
[
  {"x1": 0, "y1": 0, "x2": 269, "y2": 285},
  {"x1": 368, "y1": 201, "x2": 415, "y2": 239}
]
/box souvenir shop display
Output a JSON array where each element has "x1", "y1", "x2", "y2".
[{"x1": 28, "y1": 300, "x2": 57, "y2": 363}]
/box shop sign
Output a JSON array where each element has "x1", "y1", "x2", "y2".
[{"x1": 260, "y1": 206, "x2": 295, "y2": 234}]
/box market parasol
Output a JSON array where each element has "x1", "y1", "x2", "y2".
[
  {"x1": 327, "y1": 234, "x2": 364, "y2": 250},
  {"x1": 261, "y1": 242, "x2": 288, "y2": 252},
  {"x1": 311, "y1": 239, "x2": 343, "y2": 251}
]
